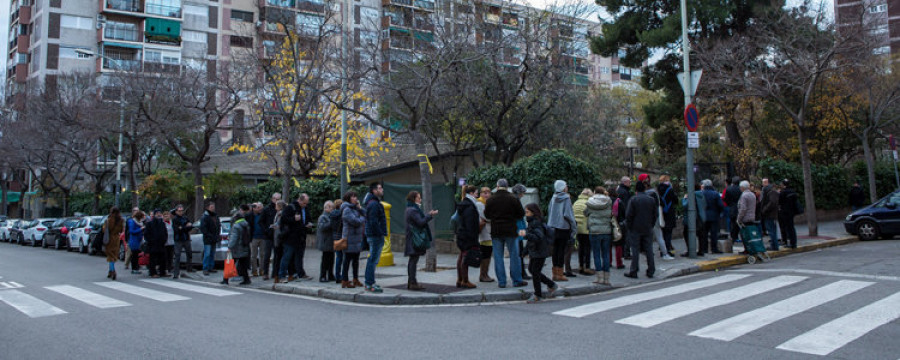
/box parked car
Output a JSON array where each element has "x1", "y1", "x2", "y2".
[
  {"x1": 188, "y1": 217, "x2": 231, "y2": 265},
  {"x1": 43, "y1": 217, "x2": 81, "y2": 249},
  {"x1": 21, "y1": 218, "x2": 57, "y2": 247},
  {"x1": 8, "y1": 220, "x2": 27, "y2": 244},
  {"x1": 0, "y1": 219, "x2": 17, "y2": 242},
  {"x1": 845, "y1": 190, "x2": 900, "y2": 241},
  {"x1": 67, "y1": 216, "x2": 107, "y2": 253}
]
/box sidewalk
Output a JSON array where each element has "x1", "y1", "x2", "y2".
[{"x1": 187, "y1": 220, "x2": 856, "y2": 305}]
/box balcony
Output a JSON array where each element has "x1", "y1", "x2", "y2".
[
  {"x1": 297, "y1": 0, "x2": 325, "y2": 13},
  {"x1": 105, "y1": 0, "x2": 143, "y2": 14},
  {"x1": 145, "y1": 3, "x2": 182, "y2": 18},
  {"x1": 19, "y1": 5, "x2": 32, "y2": 24},
  {"x1": 103, "y1": 22, "x2": 140, "y2": 42},
  {"x1": 144, "y1": 18, "x2": 181, "y2": 44},
  {"x1": 15, "y1": 64, "x2": 28, "y2": 83},
  {"x1": 103, "y1": 58, "x2": 141, "y2": 70},
  {"x1": 142, "y1": 61, "x2": 181, "y2": 73},
  {"x1": 17, "y1": 35, "x2": 29, "y2": 53},
  {"x1": 102, "y1": 46, "x2": 142, "y2": 71},
  {"x1": 502, "y1": 13, "x2": 517, "y2": 28},
  {"x1": 264, "y1": 0, "x2": 294, "y2": 7},
  {"x1": 382, "y1": 0, "x2": 433, "y2": 11}
]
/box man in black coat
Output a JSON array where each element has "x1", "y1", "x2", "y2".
[
  {"x1": 145, "y1": 210, "x2": 169, "y2": 278},
  {"x1": 624, "y1": 181, "x2": 658, "y2": 279},
  {"x1": 455, "y1": 186, "x2": 481, "y2": 288},
  {"x1": 724, "y1": 176, "x2": 742, "y2": 242},
  {"x1": 171, "y1": 205, "x2": 193, "y2": 278},
  {"x1": 200, "y1": 201, "x2": 221, "y2": 276},
  {"x1": 849, "y1": 182, "x2": 866, "y2": 210},
  {"x1": 259, "y1": 193, "x2": 280, "y2": 280},
  {"x1": 778, "y1": 180, "x2": 801, "y2": 249},
  {"x1": 281, "y1": 194, "x2": 311, "y2": 281},
  {"x1": 616, "y1": 176, "x2": 633, "y2": 258}
]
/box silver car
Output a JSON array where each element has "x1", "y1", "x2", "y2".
[{"x1": 187, "y1": 217, "x2": 231, "y2": 264}]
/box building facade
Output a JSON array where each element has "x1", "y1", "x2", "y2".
[{"x1": 835, "y1": 0, "x2": 900, "y2": 55}]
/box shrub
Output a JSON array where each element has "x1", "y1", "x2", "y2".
[{"x1": 757, "y1": 158, "x2": 849, "y2": 210}]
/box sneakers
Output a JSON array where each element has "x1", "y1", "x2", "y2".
[
  {"x1": 662, "y1": 254, "x2": 675, "y2": 260},
  {"x1": 513, "y1": 281, "x2": 528, "y2": 288},
  {"x1": 365, "y1": 284, "x2": 383, "y2": 293},
  {"x1": 526, "y1": 295, "x2": 542, "y2": 303}
]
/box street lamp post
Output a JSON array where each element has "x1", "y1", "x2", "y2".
[
  {"x1": 75, "y1": 49, "x2": 125, "y2": 207},
  {"x1": 681, "y1": 0, "x2": 698, "y2": 258},
  {"x1": 626, "y1": 136, "x2": 637, "y2": 178}
]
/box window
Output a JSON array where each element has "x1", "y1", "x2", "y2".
[
  {"x1": 145, "y1": 49, "x2": 180, "y2": 63},
  {"x1": 617, "y1": 48, "x2": 626, "y2": 59},
  {"x1": 182, "y1": 30, "x2": 205, "y2": 42},
  {"x1": 873, "y1": 46, "x2": 891, "y2": 55},
  {"x1": 61, "y1": 15, "x2": 93, "y2": 30},
  {"x1": 360, "y1": 7, "x2": 379, "y2": 19},
  {"x1": 600, "y1": 66, "x2": 609, "y2": 74},
  {"x1": 231, "y1": 10, "x2": 253, "y2": 22},
  {"x1": 59, "y1": 47, "x2": 92, "y2": 59},
  {"x1": 183, "y1": 58, "x2": 206, "y2": 71},
  {"x1": 183, "y1": 4, "x2": 207, "y2": 15},
  {"x1": 104, "y1": 21, "x2": 139, "y2": 41},
  {"x1": 870, "y1": 24, "x2": 889, "y2": 35},
  {"x1": 869, "y1": 4, "x2": 887, "y2": 13},
  {"x1": 262, "y1": 40, "x2": 277, "y2": 57},
  {"x1": 146, "y1": 0, "x2": 182, "y2": 18},
  {"x1": 296, "y1": 13, "x2": 324, "y2": 35},
  {"x1": 229, "y1": 35, "x2": 253, "y2": 48}
]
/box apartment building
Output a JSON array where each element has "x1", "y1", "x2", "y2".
[{"x1": 835, "y1": 0, "x2": 900, "y2": 55}]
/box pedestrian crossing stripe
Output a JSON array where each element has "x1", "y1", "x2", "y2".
[
  {"x1": 45, "y1": 285, "x2": 132, "y2": 309},
  {"x1": 0, "y1": 290, "x2": 67, "y2": 318},
  {"x1": 95, "y1": 282, "x2": 190, "y2": 302},
  {"x1": 0, "y1": 281, "x2": 24, "y2": 289},
  {"x1": 616, "y1": 275, "x2": 808, "y2": 328},
  {"x1": 140, "y1": 279, "x2": 241, "y2": 297}
]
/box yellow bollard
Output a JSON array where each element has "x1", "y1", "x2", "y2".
[{"x1": 378, "y1": 201, "x2": 395, "y2": 267}]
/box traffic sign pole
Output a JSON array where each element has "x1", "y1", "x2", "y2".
[{"x1": 681, "y1": 0, "x2": 697, "y2": 259}]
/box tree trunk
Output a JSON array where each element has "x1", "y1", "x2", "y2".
[
  {"x1": 797, "y1": 128, "x2": 818, "y2": 236},
  {"x1": 192, "y1": 162, "x2": 205, "y2": 220},
  {"x1": 1, "y1": 175, "x2": 8, "y2": 217},
  {"x1": 129, "y1": 143, "x2": 140, "y2": 209},
  {"x1": 861, "y1": 133, "x2": 878, "y2": 203},
  {"x1": 62, "y1": 191, "x2": 69, "y2": 217},
  {"x1": 415, "y1": 129, "x2": 437, "y2": 272}
]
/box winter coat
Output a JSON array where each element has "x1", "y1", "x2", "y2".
[
  {"x1": 144, "y1": 218, "x2": 168, "y2": 254},
  {"x1": 172, "y1": 214, "x2": 192, "y2": 243},
  {"x1": 272, "y1": 211, "x2": 284, "y2": 247},
  {"x1": 724, "y1": 185, "x2": 742, "y2": 207},
  {"x1": 849, "y1": 186, "x2": 865, "y2": 208},
  {"x1": 778, "y1": 188, "x2": 801, "y2": 219},
  {"x1": 737, "y1": 190, "x2": 758, "y2": 224},
  {"x1": 524, "y1": 216, "x2": 551, "y2": 259},
  {"x1": 702, "y1": 188, "x2": 725, "y2": 223},
  {"x1": 625, "y1": 191, "x2": 658, "y2": 235},
  {"x1": 281, "y1": 202, "x2": 308, "y2": 248},
  {"x1": 103, "y1": 216, "x2": 124, "y2": 262},
  {"x1": 227, "y1": 218, "x2": 251, "y2": 258},
  {"x1": 404, "y1": 202, "x2": 433, "y2": 256},
  {"x1": 316, "y1": 213, "x2": 334, "y2": 252},
  {"x1": 474, "y1": 201, "x2": 491, "y2": 245},
  {"x1": 341, "y1": 202, "x2": 366, "y2": 254},
  {"x1": 584, "y1": 194, "x2": 613, "y2": 235},
  {"x1": 760, "y1": 186, "x2": 779, "y2": 219},
  {"x1": 547, "y1": 192, "x2": 576, "y2": 231},
  {"x1": 126, "y1": 218, "x2": 144, "y2": 251},
  {"x1": 484, "y1": 189, "x2": 525, "y2": 238},
  {"x1": 573, "y1": 194, "x2": 590, "y2": 235},
  {"x1": 363, "y1": 193, "x2": 388, "y2": 238},
  {"x1": 329, "y1": 208, "x2": 343, "y2": 241},
  {"x1": 261, "y1": 203, "x2": 278, "y2": 240},
  {"x1": 657, "y1": 183, "x2": 678, "y2": 228},
  {"x1": 200, "y1": 210, "x2": 221, "y2": 245},
  {"x1": 455, "y1": 196, "x2": 481, "y2": 251}
]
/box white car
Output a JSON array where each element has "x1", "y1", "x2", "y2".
[
  {"x1": 22, "y1": 218, "x2": 56, "y2": 247},
  {"x1": 189, "y1": 217, "x2": 232, "y2": 264},
  {"x1": 67, "y1": 216, "x2": 107, "y2": 253},
  {"x1": 0, "y1": 220, "x2": 17, "y2": 242}
]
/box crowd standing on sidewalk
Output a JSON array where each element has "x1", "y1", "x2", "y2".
[{"x1": 92, "y1": 173, "x2": 805, "y2": 302}]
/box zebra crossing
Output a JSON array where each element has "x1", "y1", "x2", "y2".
[
  {"x1": 553, "y1": 273, "x2": 900, "y2": 357},
  {"x1": 0, "y1": 280, "x2": 241, "y2": 318}
]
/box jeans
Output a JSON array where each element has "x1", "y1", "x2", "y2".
[
  {"x1": 335, "y1": 250, "x2": 344, "y2": 281},
  {"x1": 250, "y1": 238, "x2": 264, "y2": 275},
  {"x1": 629, "y1": 232, "x2": 656, "y2": 276},
  {"x1": 528, "y1": 257, "x2": 555, "y2": 298},
  {"x1": 261, "y1": 240, "x2": 274, "y2": 276},
  {"x1": 705, "y1": 220, "x2": 720, "y2": 253},
  {"x1": 763, "y1": 218, "x2": 780, "y2": 250},
  {"x1": 320, "y1": 251, "x2": 335, "y2": 279},
  {"x1": 551, "y1": 229, "x2": 571, "y2": 267},
  {"x1": 576, "y1": 234, "x2": 591, "y2": 269},
  {"x1": 408, "y1": 255, "x2": 420, "y2": 284},
  {"x1": 342, "y1": 252, "x2": 360, "y2": 281},
  {"x1": 202, "y1": 244, "x2": 216, "y2": 271},
  {"x1": 661, "y1": 227, "x2": 674, "y2": 253},
  {"x1": 365, "y1": 237, "x2": 384, "y2": 286},
  {"x1": 279, "y1": 244, "x2": 297, "y2": 278},
  {"x1": 165, "y1": 245, "x2": 174, "y2": 271},
  {"x1": 653, "y1": 226, "x2": 667, "y2": 255},
  {"x1": 779, "y1": 216, "x2": 797, "y2": 248},
  {"x1": 589, "y1": 234, "x2": 612, "y2": 272},
  {"x1": 172, "y1": 241, "x2": 191, "y2": 276},
  {"x1": 492, "y1": 236, "x2": 523, "y2": 286}
]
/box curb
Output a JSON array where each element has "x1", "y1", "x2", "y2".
[
  {"x1": 225, "y1": 235, "x2": 860, "y2": 306},
  {"x1": 694, "y1": 236, "x2": 859, "y2": 272}
]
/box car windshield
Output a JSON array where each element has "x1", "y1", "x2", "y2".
[
  {"x1": 64, "y1": 219, "x2": 79, "y2": 228},
  {"x1": 42, "y1": 220, "x2": 55, "y2": 226},
  {"x1": 221, "y1": 220, "x2": 231, "y2": 234}
]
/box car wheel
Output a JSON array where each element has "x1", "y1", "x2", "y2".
[
  {"x1": 32, "y1": 235, "x2": 39, "y2": 247},
  {"x1": 856, "y1": 220, "x2": 880, "y2": 241},
  {"x1": 80, "y1": 240, "x2": 87, "y2": 254},
  {"x1": 42, "y1": 236, "x2": 48, "y2": 248}
]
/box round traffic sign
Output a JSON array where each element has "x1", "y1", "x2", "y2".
[{"x1": 684, "y1": 103, "x2": 699, "y2": 132}]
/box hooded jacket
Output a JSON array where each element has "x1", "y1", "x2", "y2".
[
  {"x1": 341, "y1": 202, "x2": 366, "y2": 253},
  {"x1": 584, "y1": 194, "x2": 613, "y2": 235},
  {"x1": 228, "y1": 217, "x2": 251, "y2": 258},
  {"x1": 572, "y1": 194, "x2": 591, "y2": 235},
  {"x1": 547, "y1": 192, "x2": 576, "y2": 231}
]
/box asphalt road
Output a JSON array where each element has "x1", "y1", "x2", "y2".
[{"x1": 1, "y1": 239, "x2": 898, "y2": 360}]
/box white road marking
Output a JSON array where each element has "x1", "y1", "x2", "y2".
[
  {"x1": 552, "y1": 274, "x2": 752, "y2": 318},
  {"x1": 689, "y1": 280, "x2": 873, "y2": 341},
  {"x1": 45, "y1": 285, "x2": 131, "y2": 309},
  {"x1": 140, "y1": 279, "x2": 241, "y2": 297},
  {"x1": 0, "y1": 281, "x2": 24, "y2": 289},
  {"x1": 777, "y1": 291, "x2": 900, "y2": 356},
  {"x1": 94, "y1": 282, "x2": 190, "y2": 302},
  {"x1": 733, "y1": 268, "x2": 900, "y2": 282},
  {"x1": 0, "y1": 290, "x2": 67, "y2": 318},
  {"x1": 616, "y1": 275, "x2": 807, "y2": 328}
]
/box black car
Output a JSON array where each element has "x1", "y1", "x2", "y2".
[
  {"x1": 9, "y1": 220, "x2": 28, "y2": 245},
  {"x1": 844, "y1": 190, "x2": 900, "y2": 240},
  {"x1": 43, "y1": 217, "x2": 81, "y2": 250}
]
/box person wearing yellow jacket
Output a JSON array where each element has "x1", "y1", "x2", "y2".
[{"x1": 572, "y1": 188, "x2": 594, "y2": 276}]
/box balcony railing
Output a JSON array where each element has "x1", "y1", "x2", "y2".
[
  {"x1": 106, "y1": 0, "x2": 142, "y2": 13},
  {"x1": 104, "y1": 24, "x2": 140, "y2": 42},
  {"x1": 103, "y1": 58, "x2": 141, "y2": 70},
  {"x1": 145, "y1": 3, "x2": 181, "y2": 18},
  {"x1": 297, "y1": 0, "x2": 324, "y2": 13}
]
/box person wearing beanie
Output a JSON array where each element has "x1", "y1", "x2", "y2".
[{"x1": 547, "y1": 180, "x2": 577, "y2": 281}]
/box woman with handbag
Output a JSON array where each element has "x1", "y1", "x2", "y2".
[
  {"x1": 405, "y1": 191, "x2": 438, "y2": 291},
  {"x1": 340, "y1": 191, "x2": 366, "y2": 288},
  {"x1": 316, "y1": 201, "x2": 336, "y2": 283},
  {"x1": 126, "y1": 210, "x2": 146, "y2": 275},
  {"x1": 584, "y1": 187, "x2": 614, "y2": 285},
  {"x1": 103, "y1": 207, "x2": 124, "y2": 280}
]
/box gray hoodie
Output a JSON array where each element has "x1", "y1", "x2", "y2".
[
  {"x1": 584, "y1": 194, "x2": 613, "y2": 235},
  {"x1": 547, "y1": 192, "x2": 576, "y2": 230}
]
